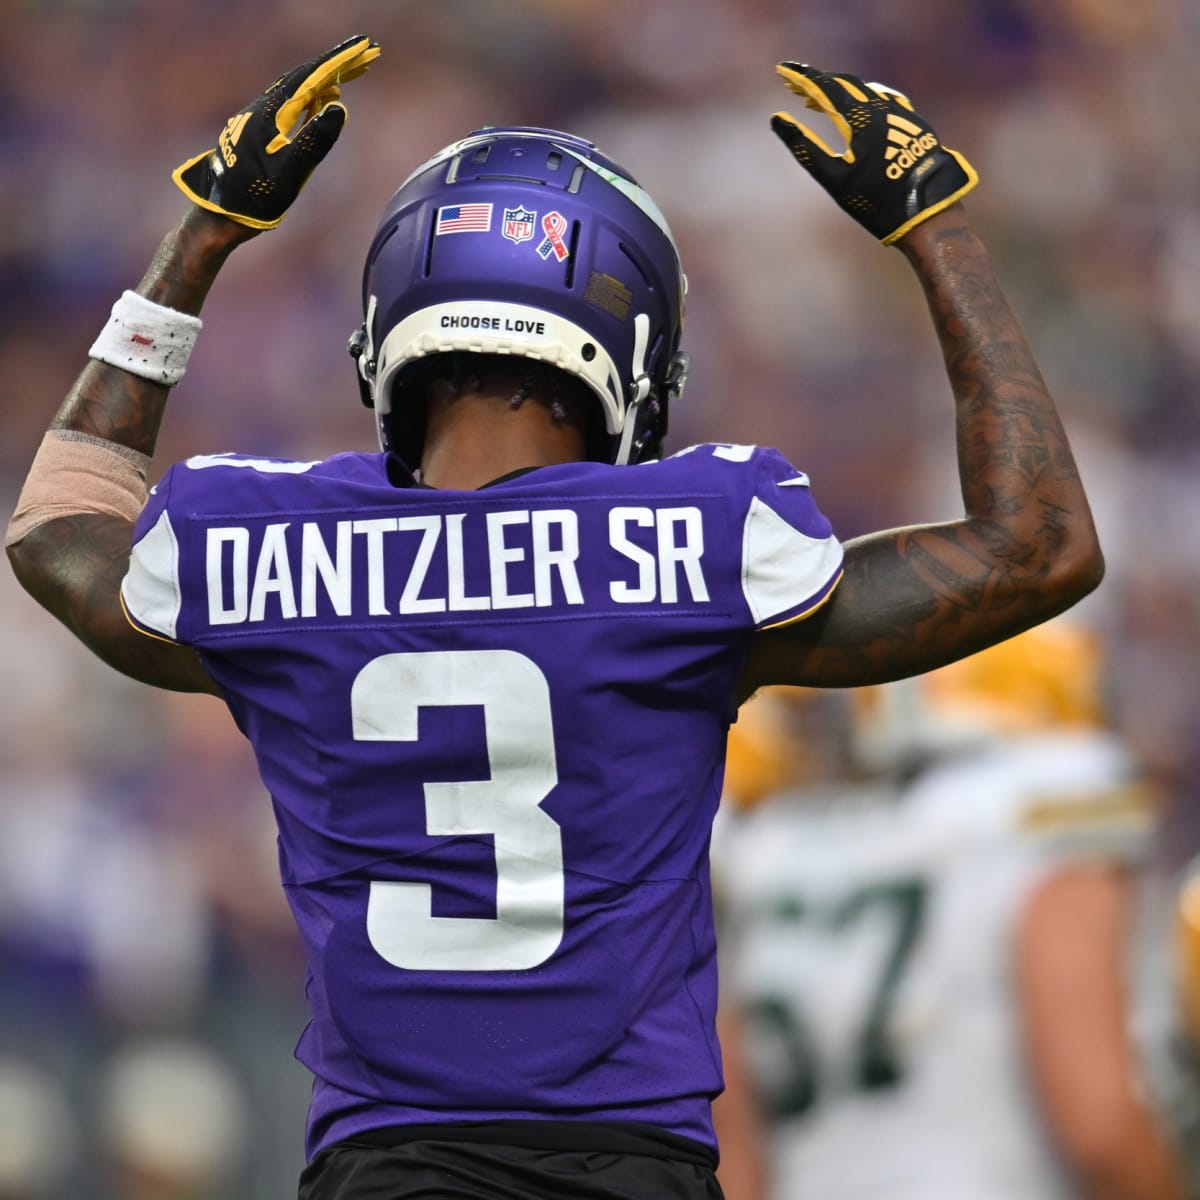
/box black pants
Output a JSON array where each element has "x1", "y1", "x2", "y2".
[{"x1": 299, "y1": 1125, "x2": 724, "y2": 1200}]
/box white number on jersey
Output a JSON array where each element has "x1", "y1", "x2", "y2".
[{"x1": 351, "y1": 650, "x2": 564, "y2": 971}]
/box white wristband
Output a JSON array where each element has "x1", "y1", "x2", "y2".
[{"x1": 88, "y1": 290, "x2": 203, "y2": 386}]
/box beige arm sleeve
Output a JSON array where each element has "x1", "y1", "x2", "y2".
[{"x1": 6, "y1": 430, "x2": 151, "y2": 547}]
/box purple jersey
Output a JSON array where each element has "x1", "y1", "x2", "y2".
[{"x1": 121, "y1": 443, "x2": 842, "y2": 1159}]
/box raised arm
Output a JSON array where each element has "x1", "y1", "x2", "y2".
[
  {"x1": 6, "y1": 36, "x2": 380, "y2": 693},
  {"x1": 740, "y1": 66, "x2": 1102, "y2": 697},
  {"x1": 7, "y1": 213, "x2": 247, "y2": 692}
]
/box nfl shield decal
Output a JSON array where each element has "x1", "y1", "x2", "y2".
[{"x1": 502, "y1": 206, "x2": 537, "y2": 245}]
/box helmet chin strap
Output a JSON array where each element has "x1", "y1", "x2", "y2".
[
  {"x1": 348, "y1": 294, "x2": 379, "y2": 412},
  {"x1": 616, "y1": 313, "x2": 652, "y2": 465},
  {"x1": 359, "y1": 295, "x2": 378, "y2": 399}
]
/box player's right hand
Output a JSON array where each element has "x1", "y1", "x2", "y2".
[
  {"x1": 173, "y1": 35, "x2": 381, "y2": 231},
  {"x1": 771, "y1": 63, "x2": 978, "y2": 245}
]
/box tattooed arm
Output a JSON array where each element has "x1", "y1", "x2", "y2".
[
  {"x1": 6, "y1": 210, "x2": 254, "y2": 693},
  {"x1": 7, "y1": 38, "x2": 379, "y2": 693},
  {"x1": 739, "y1": 207, "x2": 1104, "y2": 697}
]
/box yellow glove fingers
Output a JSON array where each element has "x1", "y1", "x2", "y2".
[
  {"x1": 778, "y1": 64, "x2": 866, "y2": 113},
  {"x1": 774, "y1": 62, "x2": 812, "y2": 92},
  {"x1": 269, "y1": 37, "x2": 380, "y2": 153},
  {"x1": 868, "y1": 81, "x2": 915, "y2": 111},
  {"x1": 831, "y1": 75, "x2": 870, "y2": 103},
  {"x1": 773, "y1": 68, "x2": 855, "y2": 161},
  {"x1": 301, "y1": 84, "x2": 342, "y2": 126},
  {"x1": 293, "y1": 36, "x2": 379, "y2": 96},
  {"x1": 775, "y1": 62, "x2": 833, "y2": 110},
  {"x1": 771, "y1": 111, "x2": 845, "y2": 162},
  {"x1": 333, "y1": 46, "x2": 381, "y2": 85}
]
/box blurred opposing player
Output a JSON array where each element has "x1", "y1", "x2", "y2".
[
  {"x1": 1155, "y1": 856, "x2": 1200, "y2": 1195},
  {"x1": 1178, "y1": 860, "x2": 1200, "y2": 1056},
  {"x1": 716, "y1": 622, "x2": 1185, "y2": 1199}
]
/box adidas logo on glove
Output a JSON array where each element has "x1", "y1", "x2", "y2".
[
  {"x1": 219, "y1": 113, "x2": 251, "y2": 168},
  {"x1": 884, "y1": 114, "x2": 939, "y2": 180}
]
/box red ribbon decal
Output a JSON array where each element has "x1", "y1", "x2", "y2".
[{"x1": 537, "y1": 212, "x2": 570, "y2": 262}]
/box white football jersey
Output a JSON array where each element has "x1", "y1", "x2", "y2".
[
  {"x1": 715, "y1": 730, "x2": 1153, "y2": 1200},
  {"x1": 1130, "y1": 859, "x2": 1200, "y2": 1200}
]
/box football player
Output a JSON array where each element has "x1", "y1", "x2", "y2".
[
  {"x1": 715, "y1": 622, "x2": 1184, "y2": 1199},
  {"x1": 6, "y1": 36, "x2": 1103, "y2": 1200},
  {"x1": 1158, "y1": 855, "x2": 1200, "y2": 1195},
  {"x1": 1178, "y1": 860, "x2": 1200, "y2": 1056}
]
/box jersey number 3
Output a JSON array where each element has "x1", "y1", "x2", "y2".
[{"x1": 351, "y1": 650, "x2": 564, "y2": 971}]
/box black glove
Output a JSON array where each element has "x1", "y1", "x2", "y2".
[
  {"x1": 172, "y1": 35, "x2": 381, "y2": 230},
  {"x1": 771, "y1": 63, "x2": 977, "y2": 245}
]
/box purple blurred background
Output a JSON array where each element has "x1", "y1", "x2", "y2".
[{"x1": 1, "y1": 1, "x2": 1197, "y2": 1194}]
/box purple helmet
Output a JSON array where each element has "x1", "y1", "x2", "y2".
[{"x1": 350, "y1": 127, "x2": 689, "y2": 469}]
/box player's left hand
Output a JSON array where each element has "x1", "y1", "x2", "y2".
[
  {"x1": 172, "y1": 35, "x2": 381, "y2": 231},
  {"x1": 771, "y1": 63, "x2": 978, "y2": 245}
]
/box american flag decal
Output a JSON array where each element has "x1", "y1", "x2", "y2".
[{"x1": 435, "y1": 203, "x2": 494, "y2": 234}]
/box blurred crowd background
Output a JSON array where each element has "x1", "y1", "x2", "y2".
[{"x1": 1, "y1": 0, "x2": 1198, "y2": 1195}]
